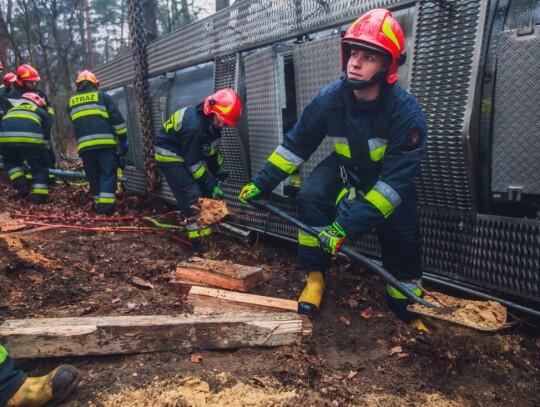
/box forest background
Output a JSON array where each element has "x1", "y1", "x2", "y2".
[{"x1": 0, "y1": 0, "x2": 234, "y2": 156}]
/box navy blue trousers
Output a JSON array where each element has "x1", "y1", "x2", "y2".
[
  {"x1": 157, "y1": 162, "x2": 203, "y2": 218},
  {"x1": 0, "y1": 348, "x2": 26, "y2": 405},
  {"x1": 296, "y1": 154, "x2": 422, "y2": 282},
  {"x1": 81, "y1": 149, "x2": 118, "y2": 214}
]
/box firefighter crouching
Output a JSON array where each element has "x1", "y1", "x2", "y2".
[
  {"x1": 0, "y1": 92, "x2": 52, "y2": 203},
  {"x1": 68, "y1": 70, "x2": 129, "y2": 215},
  {"x1": 239, "y1": 9, "x2": 429, "y2": 330},
  {"x1": 154, "y1": 88, "x2": 242, "y2": 253}
]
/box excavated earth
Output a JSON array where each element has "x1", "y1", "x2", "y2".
[{"x1": 0, "y1": 177, "x2": 539, "y2": 406}]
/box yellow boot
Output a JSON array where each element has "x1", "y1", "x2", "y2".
[
  {"x1": 6, "y1": 365, "x2": 82, "y2": 407},
  {"x1": 410, "y1": 318, "x2": 429, "y2": 332},
  {"x1": 298, "y1": 271, "x2": 325, "y2": 314}
]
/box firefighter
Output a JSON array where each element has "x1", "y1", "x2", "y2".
[
  {"x1": 239, "y1": 9, "x2": 428, "y2": 329},
  {"x1": 154, "y1": 88, "x2": 242, "y2": 252},
  {"x1": 0, "y1": 344, "x2": 82, "y2": 406},
  {"x1": 7, "y1": 64, "x2": 57, "y2": 185},
  {"x1": 0, "y1": 92, "x2": 52, "y2": 203},
  {"x1": 67, "y1": 70, "x2": 128, "y2": 215}
]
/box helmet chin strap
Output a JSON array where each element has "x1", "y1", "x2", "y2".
[{"x1": 344, "y1": 71, "x2": 387, "y2": 90}]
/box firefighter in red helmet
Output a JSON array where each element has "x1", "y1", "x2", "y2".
[
  {"x1": 7, "y1": 63, "x2": 58, "y2": 185},
  {"x1": 154, "y1": 88, "x2": 242, "y2": 252},
  {"x1": 67, "y1": 70, "x2": 128, "y2": 215},
  {"x1": 240, "y1": 9, "x2": 428, "y2": 330}
]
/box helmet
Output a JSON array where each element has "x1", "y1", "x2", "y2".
[
  {"x1": 3, "y1": 72, "x2": 16, "y2": 88},
  {"x1": 341, "y1": 9, "x2": 406, "y2": 85},
  {"x1": 203, "y1": 88, "x2": 242, "y2": 126},
  {"x1": 21, "y1": 92, "x2": 46, "y2": 107},
  {"x1": 0, "y1": 61, "x2": 3, "y2": 70},
  {"x1": 16, "y1": 64, "x2": 41, "y2": 86},
  {"x1": 75, "y1": 70, "x2": 99, "y2": 88}
]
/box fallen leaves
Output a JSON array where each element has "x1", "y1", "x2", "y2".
[
  {"x1": 360, "y1": 307, "x2": 373, "y2": 319},
  {"x1": 339, "y1": 315, "x2": 351, "y2": 326},
  {"x1": 191, "y1": 353, "x2": 204, "y2": 363},
  {"x1": 132, "y1": 276, "x2": 155, "y2": 289}
]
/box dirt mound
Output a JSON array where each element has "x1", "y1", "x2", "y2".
[
  {"x1": 409, "y1": 291, "x2": 507, "y2": 330},
  {"x1": 92, "y1": 375, "x2": 328, "y2": 407}
]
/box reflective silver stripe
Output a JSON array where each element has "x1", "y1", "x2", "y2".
[
  {"x1": 112, "y1": 123, "x2": 126, "y2": 131},
  {"x1": 77, "y1": 133, "x2": 115, "y2": 143},
  {"x1": 8, "y1": 167, "x2": 24, "y2": 176},
  {"x1": 189, "y1": 161, "x2": 204, "y2": 173},
  {"x1": 32, "y1": 183, "x2": 48, "y2": 189},
  {"x1": 373, "y1": 181, "x2": 402, "y2": 208},
  {"x1": 0, "y1": 131, "x2": 44, "y2": 140},
  {"x1": 208, "y1": 139, "x2": 221, "y2": 149},
  {"x1": 368, "y1": 138, "x2": 387, "y2": 151},
  {"x1": 332, "y1": 136, "x2": 349, "y2": 145},
  {"x1": 274, "y1": 145, "x2": 304, "y2": 166},
  {"x1": 186, "y1": 223, "x2": 199, "y2": 231},
  {"x1": 175, "y1": 108, "x2": 186, "y2": 130},
  {"x1": 70, "y1": 104, "x2": 107, "y2": 115},
  {"x1": 154, "y1": 146, "x2": 183, "y2": 159},
  {"x1": 100, "y1": 192, "x2": 116, "y2": 198}
]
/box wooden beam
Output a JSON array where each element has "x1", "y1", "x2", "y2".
[
  {"x1": 175, "y1": 256, "x2": 263, "y2": 292},
  {"x1": 188, "y1": 286, "x2": 298, "y2": 314},
  {"x1": 0, "y1": 313, "x2": 312, "y2": 359}
]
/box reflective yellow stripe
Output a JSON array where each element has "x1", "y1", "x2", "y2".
[
  {"x1": 298, "y1": 230, "x2": 319, "y2": 247},
  {"x1": 9, "y1": 171, "x2": 25, "y2": 181},
  {"x1": 334, "y1": 143, "x2": 351, "y2": 158},
  {"x1": 72, "y1": 109, "x2": 110, "y2": 120},
  {"x1": 77, "y1": 138, "x2": 116, "y2": 151},
  {"x1": 0, "y1": 137, "x2": 44, "y2": 144},
  {"x1": 382, "y1": 19, "x2": 401, "y2": 50},
  {"x1": 370, "y1": 145, "x2": 387, "y2": 162},
  {"x1": 192, "y1": 165, "x2": 206, "y2": 179},
  {"x1": 217, "y1": 154, "x2": 223, "y2": 166},
  {"x1": 4, "y1": 112, "x2": 41, "y2": 124},
  {"x1": 387, "y1": 285, "x2": 422, "y2": 299},
  {"x1": 155, "y1": 153, "x2": 184, "y2": 163},
  {"x1": 0, "y1": 345, "x2": 7, "y2": 364},
  {"x1": 115, "y1": 128, "x2": 127, "y2": 135},
  {"x1": 268, "y1": 152, "x2": 297, "y2": 174},
  {"x1": 188, "y1": 227, "x2": 212, "y2": 238},
  {"x1": 98, "y1": 197, "x2": 116, "y2": 204},
  {"x1": 335, "y1": 188, "x2": 348, "y2": 206},
  {"x1": 32, "y1": 188, "x2": 49, "y2": 195},
  {"x1": 365, "y1": 189, "x2": 394, "y2": 218}
]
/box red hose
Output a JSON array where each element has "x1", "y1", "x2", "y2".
[{"x1": 12, "y1": 213, "x2": 137, "y2": 222}]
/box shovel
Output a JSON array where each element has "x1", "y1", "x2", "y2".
[{"x1": 249, "y1": 199, "x2": 438, "y2": 310}]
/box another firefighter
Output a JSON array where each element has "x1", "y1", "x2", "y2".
[
  {"x1": 0, "y1": 344, "x2": 82, "y2": 406},
  {"x1": 68, "y1": 70, "x2": 128, "y2": 215},
  {"x1": 154, "y1": 88, "x2": 242, "y2": 252},
  {"x1": 0, "y1": 92, "x2": 52, "y2": 203},
  {"x1": 239, "y1": 9, "x2": 428, "y2": 328},
  {"x1": 7, "y1": 64, "x2": 57, "y2": 185},
  {"x1": 1, "y1": 72, "x2": 16, "y2": 120}
]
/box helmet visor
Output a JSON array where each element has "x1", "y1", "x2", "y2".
[{"x1": 344, "y1": 40, "x2": 391, "y2": 58}]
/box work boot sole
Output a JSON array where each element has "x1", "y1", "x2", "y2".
[{"x1": 44, "y1": 365, "x2": 83, "y2": 407}]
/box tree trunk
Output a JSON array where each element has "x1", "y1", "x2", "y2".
[{"x1": 142, "y1": 0, "x2": 158, "y2": 43}]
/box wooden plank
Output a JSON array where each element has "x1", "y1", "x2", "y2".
[
  {"x1": 169, "y1": 279, "x2": 209, "y2": 295},
  {"x1": 176, "y1": 257, "x2": 263, "y2": 292},
  {"x1": 0, "y1": 313, "x2": 311, "y2": 359},
  {"x1": 0, "y1": 219, "x2": 26, "y2": 232},
  {"x1": 188, "y1": 286, "x2": 298, "y2": 314}
]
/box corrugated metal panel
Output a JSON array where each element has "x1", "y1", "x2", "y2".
[
  {"x1": 95, "y1": 0, "x2": 415, "y2": 89},
  {"x1": 411, "y1": 0, "x2": 485, "y2": 211},
  {"x1": 491, "y1": 27, "x2": 540, "y2": 196}
]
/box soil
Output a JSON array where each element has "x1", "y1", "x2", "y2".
[{"x1": 0, "y1": 177, "x2": 539, "y2": 406}]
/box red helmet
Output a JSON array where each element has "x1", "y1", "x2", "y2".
[
  {"x1": 203, "y1": 88, "x2": 242, "y2": 126},
  {"x1": 0, "y1": 61, "x2": 3, "y2": 70},
  {"x1": 16, "y1": 64, "x2": 41, "y2": 86},
  {"x1": 75, "y1": 70, "x2": 99, "y2": 88},
  {"x1": 3, "y1": 72, "x2": 16, "y2": 88},
  {"x1": 341, "y1": 9, "x2": 406, "y2": 85},
  {"x1": 21, "y1": 92, "x2": 46, "y2": 107}
]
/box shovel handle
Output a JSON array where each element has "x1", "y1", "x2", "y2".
[{"x1": 250, "y1": 199, "x2": 438, "y2": 309}]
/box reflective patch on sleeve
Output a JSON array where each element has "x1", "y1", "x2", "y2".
[
  {"x1": 0, "y1": 344, "x2": 7, "y2": 364},
  {"x1": 365, "y1": 181, "x2": 401, "y2": 218},
  {"x1": 268, "y1": 145, "x2": 304, "y2": 174}
]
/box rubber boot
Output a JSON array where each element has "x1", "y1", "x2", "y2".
[
  {"x1": 298, "y1": 271, "x2": 325, "y2": 315},
  {"x1": 6, "y1": 364, "x2": 82, "y2": 407},
  {"x1": 191, "y1": 239, "x2": 208, "y2": 254},
  {"x1": 386, "y1": 282, "x2": 428, "y2": 331}
]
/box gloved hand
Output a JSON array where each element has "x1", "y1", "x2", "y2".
[
  {"x1": 239, "y1": 183, "x2": 261, "y2": 204},
  {"x1": 212, "y1": 184, "x2": 225, "y2": 200},
  {"x1": 119, "y1": 140, "x2": 129, "y2": 155},
  {"x1": 215, "y1": 167, "x2": 229, "y2": 182},
  {"x1": 317, "y1": 221, "x2": 347, "y2": 255}
]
